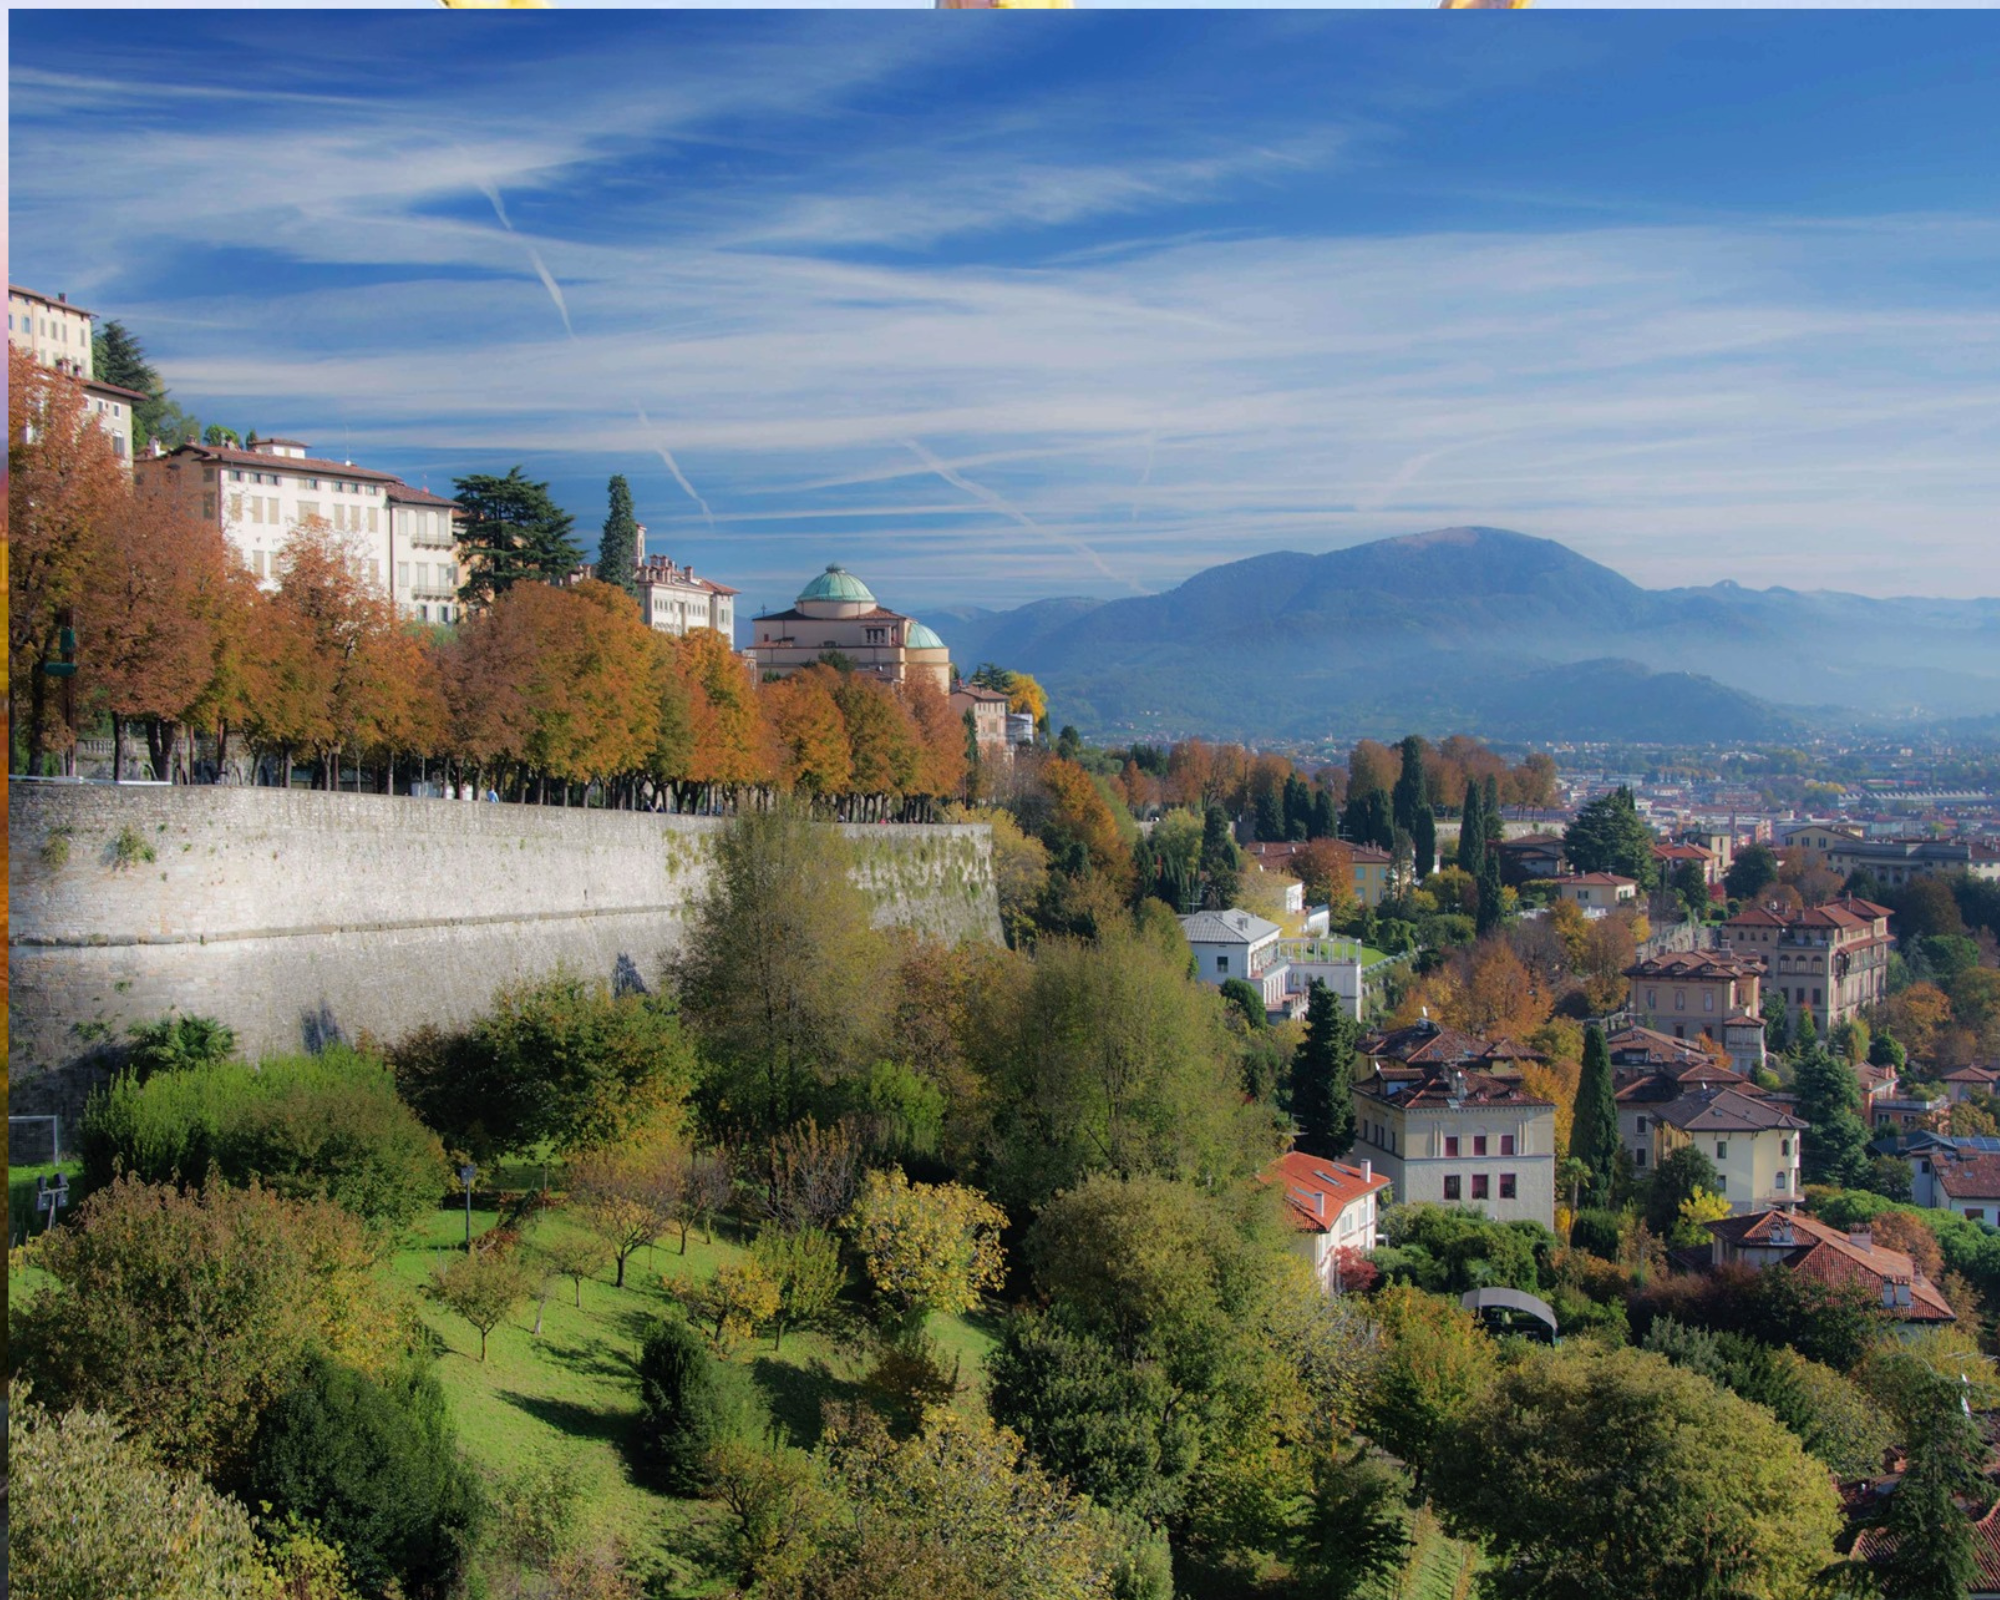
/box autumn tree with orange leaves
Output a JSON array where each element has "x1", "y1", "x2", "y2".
[{"x1": 9, "y1": 348, "x2": 126, "y2": 773}]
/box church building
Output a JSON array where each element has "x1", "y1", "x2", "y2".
[{"x1": 749, "y1": 565, "x2": 952, "y2": 691}]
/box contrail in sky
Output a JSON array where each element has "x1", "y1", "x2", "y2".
[
  {"x1": 902, "y1": 437, "x2": 1142, "y2": 593},
  {"x1": 476, "y1": 170, "x2": 709, "y2": 522},
  {"x1": 1131, "y1": 431, "x2": 1156, "y2": 521}
]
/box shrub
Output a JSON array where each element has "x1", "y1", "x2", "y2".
[
  {"x1": 81, "y1": 1046, "x2": 448, "y2": 1233},
  {"x1": 126, "y1": 1013, "x2": 238, "y2": 1079},
  {"x1": 635, "y1": 1309, "x2": 760, "y2": 1493},
  {"x1": 1569, "y1": 1207, "x2": 1625, "y2": 1262},
  {"x1": 11, "y1": 1174, "x2": 402, "y2": 1484},
  {"x1": 8, "y1": 1385, "x2": 271, "y2": 1600},
  {"x1": 248, "y1": 1354, "x2": 484, "y2": 1599}
]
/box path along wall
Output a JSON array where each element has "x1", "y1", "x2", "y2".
[{"x1": 7, "y1": 785, "x2": 1002, "y2": 1116}]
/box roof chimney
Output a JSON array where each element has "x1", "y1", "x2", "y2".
[
  {"x1": 1361, "y1": 1158, "x2": 1371, "y2": 1182},
  {"x1": 1849, "y1": 1229, "x2": 1872, "y2": 1251},
  {"x1": 1315, "y1": 1192, "x2": 1325, "y2": 1218}
]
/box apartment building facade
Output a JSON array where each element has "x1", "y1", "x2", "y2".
[
  {"x1": 9, "y1": 283, "x2": 143, "y2": 466},
  {"x1": 1719, "y1": 895, "x2": 1894, "y2": 1040}
]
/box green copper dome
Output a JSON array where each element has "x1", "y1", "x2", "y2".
[
  {"x1": 905, "y1": 621, "x2": 946, "y2": 651},
  {"x1": 797, "y1": 565, "x2": 876, "y2": 606}
]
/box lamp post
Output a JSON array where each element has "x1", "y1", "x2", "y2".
[{"x1": 459, "y1": 1162, "x2": 478, "y2": 1249}]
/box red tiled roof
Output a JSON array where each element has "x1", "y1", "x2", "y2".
[
  {"x1": 754, "y1": 605, "x2": 911, "y2": 626},
  {"x1": 9, "y1": 282, "x2": 95, "y2": 317},
  {"x1": 1653, "y1": 843, "x2": 1714, "y2": 861},
  {"x1": 1360, "y1": 1021, "x2": 1547, "y2": 1070},
  {"x1": 1625, "y1": 949, "x2": 1764, "y2": 982},
  {"x1": 1945, "y1": 1065, "x2": 2000, "y2": 1085},
  {"x1": 1348, "y1": 844, "x2": 1394, "y2": 865},
  {"x1": 1558, "y1": 871, "x2": 1637, "y2": 887},
  {"x1": 1655, "y1": 1087, "x2": 1805, "y2": 1134},
  {"x1": 156, "y1": 441, "x2": 404, "y2": 484},
  {"x1": 1708, "y1": 1209, "x2": 1954, "y2": 1323},
  {"x1": 83, "y1": 378, "x2": 151, "y2": 404},
  {"x1": 1853, "y1": 1498, "x2": 2000, "y2": 1588},
  {"x1": 1261, "y1": 1151, "x2": 1390, "y2": 1235},
  {"x1": 386, "y1": 484, "x2": 459, "y2": 509},
  {"x1": 1937, "y1": 1155, "x2": 2000, "y2": 1202}
]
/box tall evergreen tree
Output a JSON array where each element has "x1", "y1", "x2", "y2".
[
  {"x1": 1292, "y1": 981, "x2": 1359, "y2": 1157},
  {"x1": 1283, "y1": 774, "x2": 1312, "y2": 842},
  {"x1": 1412, "y1": 804, "x2": 1437, "y2": 881},
  {"x1": 452, "y1": 467, "x2": 581, "y2": 605},
  {"x1": 1475, "y1": 835, "x2": 1505, "y2": 936},
  {"x1": 1310, "y1": 788, "x2": 1338, "y2": 841},
  {"x1": 1254, "y1": 786, "x2": 1284, "y2": 844},
  {"x1": 91, "y1": 320, "x2": 178, "y2": 451},
  {"x1": 1870, "y1": 1369, "x2": 1986, "y2": 1599},
  {"x1": 1563, "y1": 786, "x2": 1659, "y2": 890},
  {"x1": 1342, "y1": 789, "x2": 1394, "y2": 853},
  {"x1": 1457, "y1": 779, "x2": 1486, "y2": 873},
  {"x1": 1200, "y1": 805, "x2": 1240, "y2": 910},
  {"x1": 1793, "y1": 1029, "x2": 1871, "y2": 1189},
  {"x1": 597, "y1": 474, "x2": 640, "y2": 601},
  {"x1": 1391, "y1": 735, "x2": 1428, "y2": 837},
  {"x1": 1572, "y1": 1025, "x2": 1620, "y2": 1200}
]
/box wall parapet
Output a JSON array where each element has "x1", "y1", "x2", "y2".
[{"x1": 7, "y1": 786, "x2": 1000, "y2": 1114}]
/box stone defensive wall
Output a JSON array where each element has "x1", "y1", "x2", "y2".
[{"x1": 7, "y1": 785, "x2": 1003, "y2": 1115}]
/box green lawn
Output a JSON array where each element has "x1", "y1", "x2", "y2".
[
  {"x1": 8, "y1": 1160, "x2": 84, "y2": 1251},
  {"x1": 392, "y1": 1197, "x2": 996, "y2": 1587}
]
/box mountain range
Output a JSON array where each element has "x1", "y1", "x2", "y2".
[{"x1": 930, "y1": 528, "x2": 2000, "y2": 746}]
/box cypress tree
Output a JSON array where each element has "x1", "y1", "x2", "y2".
[
  {"x1": 1412, "y1": 804, "x2": 1437, "y2": 881},
  {"x1": 598, "y1": 474, "x2": 640, "y2": 601},
  {"x1": 1875, "y1": 1372, "x2": 1986, "y2": 1598},
  {"x1": 1457, "y1": 780, "x2": 1485, "y2": 873},
  {"x1": 1200, "y1": 805, "x2": 1240, "y2": 909},
  {"x1": 1572, "y1": 1025, "x2": 1620, "y2": 1200},
  {"x1": 1475, "y1": 835, "x2": 1505, "y2": 936},
  {"x1": 1311, "y1": 789, "x2": 1338, "y2": 841},
  {"x1": 1254, "y1": 786, "x2": 1284, "y2": 844},
  {"x1": 1392, "y1": 735, "x2": 1428, "y2": 837},
  {"x1": 1293, "y1": 981, "x2": 1358, "y2": 1157}
]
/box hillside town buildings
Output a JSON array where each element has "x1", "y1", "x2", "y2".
[
  {"x1": 9, "y1": 282, "x2": 145, "y2": 466},
  {"x1": 1349, "y1": 1020, "x2": 1556, "y2": 1228},
  {"x1": 1719, "y1": 895, "x2": 1894, "y2": 1039},
  {"x1": 1703, "y1": 1209, "x2": 1954, "y2": 1326},
  {"x1": 1622, "y1": 949, "x2": 1769, "y2": 1072},
  {"x1": 139, "y1": 437, "x2": 469, "y2": 623},
  {"x1": 1263, "y1": 1150, "x2": 1392, "y2": 1290}
]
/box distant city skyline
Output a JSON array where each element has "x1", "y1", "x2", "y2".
[{"x1": 9, "y1": 10, "x2": 1999, "y2": 611}]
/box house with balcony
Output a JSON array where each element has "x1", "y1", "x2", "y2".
[
  {"x1": 1610, "y1": 1033, "x2": 1763, "y2": 1178},
  {"x1": 1720, "y1": 896, "x2": 1894, "y2": 1040},
  {"x1": 1181, "y1": 908, "x2": 1300, "y2": 1021},
  {"x1": 1552, "y1": 872, "x2": 1638, "y2": 914},
  {"x1": 1262, "y1": 1150, "x2": 1392, "y2": 1292}
]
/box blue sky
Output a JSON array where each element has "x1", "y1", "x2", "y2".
[{"x1": 9, "y1": 11, "x2": 2000, "y2": 615}]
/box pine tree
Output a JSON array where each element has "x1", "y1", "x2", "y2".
[
  {"x1": 1572, "y1": 1025, "x2": 1620, "y2": 1200},
  {"x1": 1874, "y1": 1371, "x2": 1985, "y2": 1598},
  {"x1": 1200, "y1": 805, "x2": 1240, "y2": 910},
  {"x1": 1293, "y1": 981, "x2": 1358, "y2": 1157},
  {"x1": 452, "y1": 467, "x2": 581, "y2": 604},
  {"x1": 1475, "y1": 834, "x2": 1505, "y2": 936},
  {"x1": 1254, "y1": 786, "x2": 1284, "y2": 844},
  {"x1": 1413, "y1": 804, "x2": 1437, "y2": 881},
  {"x1": 91, "y1": 320, "x2": 172, "y2": 451},
  {"x1": 597, "y1": 475, "x2": 640, "y2": 602},
  {"x1": 1563, "y1": 786, "x2": 1659, "y2": 890},
  {"x1": 1311, "y1": 788, "x2": 1338, "y2": 841},
  {"x1": 1794, "y1": 1028, "x2": 1870, "y2": 1188},
  {"x1": 1457, "y1": 780, "x2": 1486, "y2": 873}
]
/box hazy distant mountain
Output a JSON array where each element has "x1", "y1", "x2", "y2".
[{"x1": 930, "y1": 528, "x2": 2000, "y2": 744}]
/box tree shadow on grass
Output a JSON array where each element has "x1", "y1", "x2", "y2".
[
  {"x1": 749, "y1": 1354, "x2": 866, "y2": 1450},
  {"x1": 534, "y1": 1333, "x2": 637, "y2": 1385},
  {"x1": 495, "y1": 1388, "x2": 635, "y2": 1450}
]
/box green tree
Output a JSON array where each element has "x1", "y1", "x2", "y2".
[
  {"x1": 1474, "y1": 825, "x2": 1506, "y2": 936},
  {"x1": 1794, "y1": 1035, "x2": 1872, "y2": 1189},
  {"x1": 1563, "y1": 787, "x2": 1658, "y2": 891},
  {"x1": 248, "y1": 1353, "x2": 483, "y2": 1598},
  {"x1": 1358, "y1": 1284, "x2": 1496, "y2": 1489},
  {"x1": 125, "y1": 1012, "x2": 238, "y2": 1078},
  {"x1": 845, "y1": 1167, "x2": 1006, "y2": 1328},
  {"x1": 1430, "y1": 1345, "x2": 1843, "y2": 1600},
  {"x1": 1642, "y1": 1144, "x2": 1720, "y2": 1238},
  {"x1": 1571, "y1": 1025, "x2": 1620, "y2": 1201},
  {"x1": 1725, "y1": 843, "x2": 1781, "y2": 902},
  {"x1": 8, "y1": 1387, "x2": 271, "y2": 1600},
  {"x1": 11, "y1": 1174, "x2": 399, "y2": 1484},
  {"x1": 1864, "y1": 1363, "x2": 1988, "y2": 1599},
  {"x1": 1199, "y1": 803, "x2": 1240, "y2": 909},
  {"x1": 428, "y1": 1247, "x2": 532, "y2": 1361},
  {"x1": 91, "y1": 318, "x2": 176, "y2": 452},
  {"x1": 597, "y1": 473, "x2": 640, "y2": 600},
  {"x1": 1761, "y1": 986, "x2": 1792, "y2": 1055},
  {"x1": 977, "y1": 916, "x2": 1274, "y2": 1211},
  {"x1": 1292, "y1": 980, "x2": 1358, "y2": 1157},
  {"x1": 452, "y1": 466, "x2": 581, "y2": 603},
  {"x1": 1456, "y1": 778, "x2": 1486, "y2": 873},
  {"x1": 673, "y1": 804, "x2": 887, "y2": 1148},
  {"x1": 530, "y1": 1225, "x2": 613, "y2": 1309},
  {"x1": 753, "y1": 1225, "x2": 846, "y2": 1349},
  {"x1": 1219, "y1": 976, "x2": 1267, "y2": 1030},
  {"x1": 635, "y1": 1309, "x2": 754, "y2": 1494}
]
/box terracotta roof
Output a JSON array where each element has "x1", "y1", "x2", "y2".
[
  {"x1": 1945, "y1": 1066, "x2": 2000, "y2": 1085},
  {"x1": 1614, "y1": 1059, "x2": 1758, "y2": 1105},
  {"x1": 1625, "y1": 949, "x2": 1764, "y2": 982},
  {"x1": 1654, "y1": 1087, "x2": 1806, "y2": 1134},
  {"x1": 1360, "y1": 1021, "x2": 1547, "y2": 1070},
  {"x1": 1347, "y1": 844, "x2": 1394, "y2": 865},
  {"x1": 83, "y1": 378, "x2": 150, "y2": 404},
  {"x1": 1558, "y1": 872, "x2": 1637, "y2": 887},
  {"x1": 1496, "y1": 833, "x2": 1564, "y2": 850},
  {"x1": 1261, "y1": 1151, "x2": 1390, "y2": 1235},
  {"x1": 1853, "y1": 1497, "x2": 2000, "y2": 1587},
  {"x1": 1708, "y1": 1209, "x2": 1954, "y2": 1323},
  {"x1": 951, "y1": 684, "x2": 1011, "y2": 705},
  {"x1": 386, "y1": 484, "x2": 459, "y2": 509},
  {"x1": 9, "y1": 283, "x2": 95, "y2": 316},
  {"x1": 1605, "y1": 1024, "x2": 1718, "y2": 1068},
  {"x1": 1653, "y1": 843, "x2": 1714, "y2": 861},
  {"x1": 1360, "y1": 1066, "x2": 1552, "y2": 1111},
  {"x1": 1727, "y1": 906, "x2": 1789, "y2": 928},
  {"x1": 1937, "y1": 1155, "x2": 2000, "y2": 1202},
  {"x1": 156, "y1": 441, "x2": 403, "y2": 484}
]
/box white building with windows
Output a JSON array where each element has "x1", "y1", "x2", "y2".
[
  {"x1": 1651, "y1": 1088, "x2": 1806, "y2": 1212},
  {"x1": 1264, "y1": 1150, "x2": 1392, "y2": 1291},
  {"x1": 9, "y1": 282, "x2": 143, "y2": 467},
  {"x1": 1181, "y1": 908, "x2": 1300, "y2": 1020},
  {"x1": 138, "y1": 437, "x2": 465, "y2": 623},
  {"x1": 635, "y1": 553, "x2": 737, "y2": 637}
]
